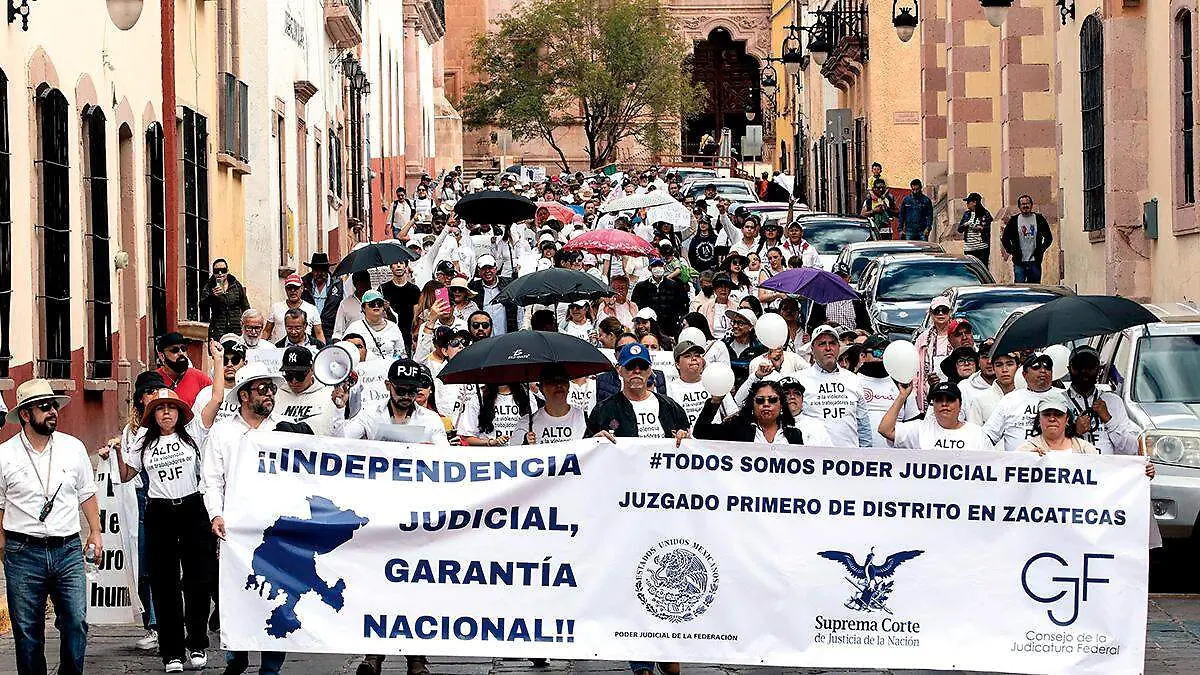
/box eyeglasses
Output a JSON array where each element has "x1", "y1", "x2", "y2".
[
  {"x1": 932, "y1": 307, "x2": 951, "y2": 315},
  {"x1": 164, "y1": 346, "x2": 187, "y2": 355},
  {"x1": 282, "y1": 371, "x2": 308, "y2": 382},
  {"x1": 956, "y1": 357, "x2": 977, "y2": 365},
  {"x1": 622, "y1": 362, "x2": 649, "y2": 372},
  {"x1": 731, "y1": 320, "x2": 751, "y2": 328},
  {"x1": 213, "y1": 268, "x2": 228, "y2": 274},
  {"x1": 243, "y1": 325, "x2": 263, "y2": 333},
  {"x1": 392, "y1": 385, "x2": 419, "y2": 396},
  {"x1": 754, "y1": 395, "x2": 780, "y2": 405},
  {"x1": 470, "y1": 321, "x2": 492, "y2": 329},
  {"x1": 34, "y1": 401, "x2": 59, "y2": 413},
  {"x1": 1026, "y1": 363, "x2": 1052, "y2": 372},
  {"x1": 251, "y1": 382, "x2": 278, "y2": 395},
  {"x1": 447, "y1": 338, "x2": 466, "y2": 348},
  {"x1": 223, "y1": 354, "x2": 244, "y2": 365},
  {"x1": 366, "y1": 300, "x2": 386, "y2": 309}
]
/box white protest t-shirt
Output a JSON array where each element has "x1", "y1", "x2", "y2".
[
  {"x1": 859, "y1": 374, "x2": 919, "y2": 448},
  {"x1": 982, "y1": 388, "x2": 1054, "y2": 452},
  {"x1": 667, "y1": 378, "x2": 708, "y2": 428},
  {"x1": 124, "y1": 431, "x2": 203, "y2": 500},
  {"x1": 568, "y1": 380, "x2": 596, "y2": 415},
  {"x1": 530, "y1": 406, "x2": 587, "y2": 444},
  {"x1": 459, "y1": 391, "x2": 531, "y2": 444},
  {"x1": 893, "y1": 417, "x2": 993, "y2": 452},
  {"x1": 192, "y1": 384, "x2": 239, "y2": 430},
  {"x1": 631, "y1": 395, "x2": 665, "y2": 438}
]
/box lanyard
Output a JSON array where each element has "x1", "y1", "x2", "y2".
[{"x1": 19, "y1": 433, "x2": 54, "y2": 499}]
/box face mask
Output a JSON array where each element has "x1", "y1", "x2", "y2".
[
  {"x1": 859, "y1": 362, "x2": 888, "y2": 379},
  {"x1": 651, "y1": 268, "x2": 665, "y2": 280}
]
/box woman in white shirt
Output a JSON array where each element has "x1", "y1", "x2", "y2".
[
  {"x1": 459, "y1": 383, "x2": 535, "y2": 446},
  {"x1": 119, "y1": 390, "x2": 212, "y2": 673},
  {"x1": 343, "y1": 290, "x2": 407, "y2": 360},
  {"x1": 560, "y1": 300, "x2": 596, "y2": 343}
]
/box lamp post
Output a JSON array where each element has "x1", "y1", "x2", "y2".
[
  {"x1": 892, "y1": 0, "x2": 918, "y2": 43},
  {"x1": 107, "y1": 0, "x2": 144, "y2": 30},
  {"x1": 979, "y1": 0, "x2": 1014, "y2": 28}
]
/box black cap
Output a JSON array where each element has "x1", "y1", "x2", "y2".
[
  {"x1": 928, "y1": 381, "x2": 962, "y2": 401},
  {"x1": 156, "y1": 332, "x2": 187, "y2": 351},
  {"x1": 862, "y1": 334, "x2": 890, "y2": 352},
  {"x1": 388, "y1": 359, "x2": 425, "y2": 385},
  {"x1": 1069, "y1": 345, "x2": 1101, "y2": 365},
  {"x1": 965, "y1": 192, "x2": 983, "y2": 203},
  {"x1": 133, "y1": 371, "x2": 167, "y2": 398},
  {"x1": 435, "y1": 260, "x2": 456, "y2": 276},
  {"x1": 280, "y1": 346, "x2": 314, "y2": 372},
  {"x1": 1024, "y1": 352, "x2": 1054, "y2": 370}
]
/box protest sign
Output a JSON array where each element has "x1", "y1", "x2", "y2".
[
  {"x1": 87, "y1": 454, "x2": 141, "y2": 625},
  {"x1": 220, "y1": 434, "x2": 1148, "y2": 674},
  {"x1": 247, "y1": 346, "x2": 285, "y2": 373}
]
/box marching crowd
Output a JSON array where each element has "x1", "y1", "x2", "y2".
[{"x1": 0, "y1": 165, "x2": 1154, "y2": 675}]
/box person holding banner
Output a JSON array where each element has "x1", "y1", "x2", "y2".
[
  {"x1": 694, "y1": 379, "x2": 804, "y2": 444},
  {"x1": 586, "y1": 342, "x2": 690, "y2": 443},
  {"x1": 795, "y1": 325, "x2": 873, "y2": 448},
  {"x1": 524, "y1": 366, "x2": 588, "y2": 444},
  {"x1": 459, "y1": 383, "x2": 536, "y2": 447},
  {"x1": 879, "y1": 381, "x2": 992, "y2": 451},
  {"x1": 330, "y1": 359, "x2": 450, "y2": 445},
  {"x1": 200, "y1": 362, "x2": 286, "y2": 675},
  {"x1": 122, "y1": 390, "x2": 214, "y2": 673}
]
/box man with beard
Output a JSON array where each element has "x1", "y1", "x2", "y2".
[
  {"x1": 274, "y1": 346, "x2": 338, "y2": 436},
  {"x1": 239, "y1": 309, "x2": 270, "y2": 357},
  {"x1": 1063, "y1": 345, "x2": 1140, "y2": 455},
  {"x1": 467, "y1": 311, "x2": 493, "y2": 342},
  {"x1": 0, "y1": 380, "x2": 102, "y2": 675},
  {"x1": 200, "y1": 362, "x2": 286, "y2": 675},
  {"x1": 193, "y1": 334, "x2": 246, "y2": 429},
  {"x1": 586, "y1": 343, "x2": 690, "y2": 442},
  {"x1": 331, "y1": 359, "x2": 449, "y2": 445},
  {"x1": 155, "y1": 332, "x2": 213, "y2": 406},
  {"x1": 982, "y1": 351, "x2": 1058, "y2": 452}
]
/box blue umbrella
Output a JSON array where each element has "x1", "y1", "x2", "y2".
[{"x1": 759, "y1": 268, "x2": 859, "y2": 304}]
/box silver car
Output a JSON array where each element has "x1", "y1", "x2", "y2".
[{"x1": 1095, "y1": 302, "x2": 1200, "y2": 539}]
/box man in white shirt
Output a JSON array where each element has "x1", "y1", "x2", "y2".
[
  {"x1": 0, "y1": 380, "x2": 101, "y2": 675},
  {"x1": 331, "y1": 359, "x2": 449, "y2": 444},
  {"x1": 239, "y1": 308, "x2": 270, "y2": 356},
  {"x1": 199, "y1": 363, "x2": 285, "y2": 673},
  {"x1": 968, "y1": 349, "x2": 1024, "y2": 424},
  {"x1": 982, "y1": 352, "x2": 1057, "y2": 452},
  {"x1": 264, "y1": 274, "x2": 324, "y2": 344},
  {"x1": 193, "y1": 334, "x2": 246, "y2": 429},
  {"x1": 333, "y1": 272, "x2": 373, "y2": 339},
  {"x1": 779, "y1": 221, "x2": 820, "y2": 268},
  {"x1": 796, "y1": 325, "x2": 873, "y2": 447},
  {"x1": 525, "y1": 367, "x2": 588, "y2": 444},
  {"x1": 880, "y1": 381, "x2": 993, "y2": 451}
]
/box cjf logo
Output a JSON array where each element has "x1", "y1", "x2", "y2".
[
  {"x1": 1021, "y1": 552, "x2": 1113, "y2": 626},
  {"x1": 634, "y1": 539, "x2": 718, "y2": 623},
  {"x1": 818, "y1": 547, "x2": 924, "y2": 613}
]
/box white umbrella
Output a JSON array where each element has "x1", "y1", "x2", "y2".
[{"x1": 600, "y1": 190, "x2": 677, "y2": 213}]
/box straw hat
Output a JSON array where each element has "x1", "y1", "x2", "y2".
[{"x1": 5, "y1": 379, "x2": 71, "y2": 424}]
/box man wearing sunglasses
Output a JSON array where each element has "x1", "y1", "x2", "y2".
[
  {"x1": 155, "y1": 332, "x2": 213, "y2": 407},
  {"x1": 343, "y1": 290, "x2": 407, "y2": 361},
  {"x1": 274, "y1": 346, "x2": 338, "y2": 436},
  {"x1": 586, "y1": 343, "x2": 690, "y2": 444},
  {"x1": 0, "y1": 379, "x2": 101, "y2": 675},
  {"x1": 981, "y1": 352, "x2": 1059, "y2": 452},
  {"x1": 332, "y1": 359, "x2": 449, "y2": 446},
  {"x1": 193, "y1": 335, "x2": 248, "y2": 429},
  {"x1": 199, "y1": 363, "x2": 287, "y2": 675}
]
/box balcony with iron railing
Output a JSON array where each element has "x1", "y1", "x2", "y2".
[
  {"x1": 818, "y1": 0, "x2": 869, "y2": 87},
  {"x1": 324, "y1": 0, "x2": 363, "y2": 47}
]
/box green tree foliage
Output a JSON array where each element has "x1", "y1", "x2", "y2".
[{"x1": 460, "y1": 0, "x2": 703, "y2": 171}]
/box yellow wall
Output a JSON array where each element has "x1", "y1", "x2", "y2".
[{"x1": 860, "y1": 0, "x2": 921, "y2": 184}]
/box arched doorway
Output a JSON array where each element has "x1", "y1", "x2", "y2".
[{"x1": 684, "y1": 27, "x2": 761, "y2": 158}]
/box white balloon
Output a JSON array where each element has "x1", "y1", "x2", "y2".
[
  {"x1": 678, "y1": 327, "x2": 707, "y2": 347},
  {"x1": 701, "y1": 364, "x2": 736, "y2": 397},
  {"x1": 882, "y1": 340, "x2": 919, "y2": 383},
  {"x1": 1044, "y1": 344, "x2": 1072, "y2": 381},
  {"x1": 756, "y1": 313, "x2": 789, "y2": 349}
]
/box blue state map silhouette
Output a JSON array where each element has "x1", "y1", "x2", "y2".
[{"x1": 246, "y1": 495, "x2": 369, "y2": 638}]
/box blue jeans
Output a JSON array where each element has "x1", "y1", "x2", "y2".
[
  {"x1": 904, "y1": 227, "x2": 928, "y2": 241},
  {"x1": 3, "y1": 535, "x2": 88, "y2": 675},
  {"x1": 225, "y1": 650, "x2": 286, "y2": 675},
  {"x1": 135, "y1": 483, "x2": 156, "y2": 629},
  {"x1": 1013, "y1": 260, "x2": 1042, "y2": 283}
]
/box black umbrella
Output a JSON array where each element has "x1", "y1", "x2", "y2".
[
  {"x1": 332, "y1": 242, "x2": 419, "y2": 277},
  {"x1": 454, "y1": 190, "x2": 537, "y2": 225},
  {"x1": 495, "y1": 268, "x2": 613, "y2": 306},
  {"x1": 437, "y1": 330, "x2": 613, "y2": 385},
  {"x1": 991, "y1": 295, "x2": 1160, "y2": 356}
]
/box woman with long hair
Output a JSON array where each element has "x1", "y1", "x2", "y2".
[
  {"x1": 560, "y1": 300, "x2": 596, "y2": 342},
  {"x1": 693, "y1": 380, "x2": 804, "y2": 443},
  {"x1": 458, "y1": 383, "x2": 535, "y2": 447},
  {"x1": 720, "y1": 254, "x2": 753, "y2": 301},
  {"x1": 118, "y1": 390, "x2": 213, "y2": 673},
  {"x1": 686, "y1": 216, "x2": 720, "y2": 274},
  {"x1": 199, "y1": 258, "x2": 250, "y2": 340}
]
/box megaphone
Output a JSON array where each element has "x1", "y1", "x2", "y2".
[{"x1": 314, "y1": 341, "x2": 361, "y2": 385}]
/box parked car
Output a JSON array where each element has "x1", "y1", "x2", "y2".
[
  {"x1": 738, "y1": 202, "x2": 811, "y2": 229},
  {"x1": 915, "y1": 284, "x2": 1076, "y2": 340},
  {"x1": 858, "y1": 253, "x2": 995, "y2": 338},
  {"x1": 835, "y1": 240, "x2": 945, "y2": 287},
  {"x1": 667, "y1": 166, "x2": 718, "y2": 184},
  {"x1": 681, "y1": 178, "x2": 758, "y2": 204},
  {"x1": 791, "y1": 215, "x2": 877, "y2": 270},
  {"x1": 1095, "y1": 301, "x2": 1200, "y2": 539}
]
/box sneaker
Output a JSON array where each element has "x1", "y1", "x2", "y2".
[
  {"x1": 136, "y1": 629, "x2": 159, "y2": 651},
  {"x1": 165, "y1": 659, "x2": 184, "y2": 673},
  {"x1": 189, "y1": 651, "x2": 208, "y2": 669}
]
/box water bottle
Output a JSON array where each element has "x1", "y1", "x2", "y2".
[{"x1": 84, "y1": 544, "x2": 99, "y2": 583}]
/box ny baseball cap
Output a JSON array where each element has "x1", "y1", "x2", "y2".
[
  {"x1": 435, "y1": 260, "x2": 456, "y2": 276},
  {"x1": 280, "y1": 345, "x2": 314, "y2": 372},
  {"x1": 617, "y1": 342, "x2": 652, "y2": 369}
]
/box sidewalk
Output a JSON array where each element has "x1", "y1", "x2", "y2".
[{"x1": 2, "y1": 596, "x2": 1198, "y2": 673}]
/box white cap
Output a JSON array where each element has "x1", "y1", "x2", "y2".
[
  {"x1": 658, "y1": 239, "x2": 673, "y2": 248},
  {"x1": 635, "y1": 307, "x2": 658, "y2": 321},
  {"x1": 538, "y1": 233, "x2": 557, "y2": 244},
  {"x1": 810, "y1": 324, "x2": 839, "y2": 341},
  {"x1": 725, "y1": 307, "x2": 758, "y2": 327},
  {"x1": 477, "y1": 254, "x2": 497, "y2": 268},
  {"x1": 929, "y1": 296, "x2": 952, "y2": 311}
]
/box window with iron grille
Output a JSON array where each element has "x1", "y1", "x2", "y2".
[
  {"x1": 1081, "y1": 16, "x2": 1105, "y2": 232},
  {"x1": 1180, "y1": 10, "x2": 1195, "y2": 206},
  {"x1": 36, "y1": 89, "x2": 71, "y2": 379},
  {"x1": 83, "y1": 108, "x2": 113, "y2": 379},
  {"x1": 181, "y1": 107, "x2": 210, "y2": 321},
  {"x1": 0, "y1": 69, "x2": 12, "y2": 377},
  {"x1": 147, "y1": 123, "x2": 168, "y2": 344}
]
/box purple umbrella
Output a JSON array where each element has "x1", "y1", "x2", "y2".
[{"x1": 759, "y1": 268, "x2": 859, "y2": 304}]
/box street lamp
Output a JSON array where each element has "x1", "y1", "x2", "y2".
[
  {"x1": 745, "y1": 104, "x2": 757, "y2": 122},
  {"x1": 892, "y1": 0, "x2": 918, "y2": 43},
  {"x1": 979, "y1": 0, "x2": 1013, "y2": 28},
  {"x1": 807, "y1": 25, "x2": 830, "y2": 67},
  {"x1": 761, "y1": 64, "x2": 778, "y2": 98},
  {"x1": 106, "y1": 0, "x2": 143, "y2": 30},
  {"x1": 781, "y1": 34, "x2": 803, "y2": 77}
]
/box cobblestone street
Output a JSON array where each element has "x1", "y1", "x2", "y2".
[{"x1": 0, "y1": 595, "x2": 1195, "y2": 674}]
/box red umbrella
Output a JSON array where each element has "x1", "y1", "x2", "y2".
[
  {"x1": 536, "y1": 201, "x2": 579, "y2": 225},
  {"x1": 562, "y1": 229, "x2": 658, "y2": 257}
]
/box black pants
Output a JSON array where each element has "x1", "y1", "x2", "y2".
[
  {"x1": 145, "y1": 493, "x2": 216, "y2": 663},
  {"x1": 965, "y1": 247, "x2": 990, "y2": 270}
]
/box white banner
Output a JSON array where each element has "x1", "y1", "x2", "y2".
[
  {"x1": 87, "y1": 454, "x2": 140, "y2": 625},
  {"x1": 221, "y1": 434, "x2": 1149, "y2": 674}
]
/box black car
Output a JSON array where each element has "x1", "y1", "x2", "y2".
[
  {"x1": 915, "y1": 284, "x2": 1076, "y2": 340},
  {"x1": 790, "y1": 214, "x2": 877, "y2": 269},
  {"x1": 858, "y1": 253, "x2": 996, "y2": 338},
  {"x1": 835, "y1": 240, "x2": 945, "y2": 287}
]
